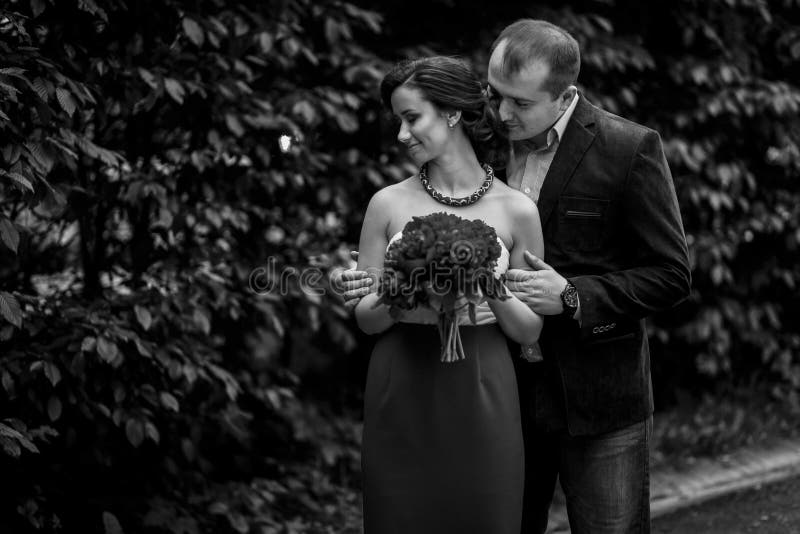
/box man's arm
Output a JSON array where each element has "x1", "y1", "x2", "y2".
[
  {"x1": 570, "y1": 129, "x2": 691, "y2": 339},
  {"x1": 333, "y1": 253, "x2": 373, "y2": 311}
]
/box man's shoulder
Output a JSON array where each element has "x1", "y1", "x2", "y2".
[
  {"x1": 591, "y1": 104, "x2": 656, "y2": 142},
  {"x1": 585, "y1": 100, "x2": 658, "y2": 148}
]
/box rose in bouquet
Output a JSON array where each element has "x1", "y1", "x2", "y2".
[{"x1": 375, "y1": 212, "x2": 509, "y2": 362}]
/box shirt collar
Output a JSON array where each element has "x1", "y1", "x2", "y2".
[{"x1": 551, "y1": 92, "x2": 579, "y2": 145}]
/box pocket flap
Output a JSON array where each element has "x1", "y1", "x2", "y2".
[{"x1": 560, "y1": 196, "x2": 609, "y2": 219}]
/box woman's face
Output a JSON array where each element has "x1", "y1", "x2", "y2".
[{"x1": 390, "y1": 85, "x2": 452, "y2": 164}]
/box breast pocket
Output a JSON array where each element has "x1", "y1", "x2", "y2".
[{"x1": 558, "y1": 196, "x2": 609, "y2": 252}]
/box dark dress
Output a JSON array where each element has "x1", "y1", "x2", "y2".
[{"x1": 362, "y1": 321, "x2": 524, "y2": 534}]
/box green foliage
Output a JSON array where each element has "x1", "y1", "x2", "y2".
[
  {"x1": 1, "y1": 0, "x2": 799, "y2": 531},
  {"x1": 0, "y1": 0, "x2": 376, "y2": 530}
]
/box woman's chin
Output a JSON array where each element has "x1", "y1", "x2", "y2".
[{"x1": 408, "y1": 153, "x2": 429, "y2": 166}]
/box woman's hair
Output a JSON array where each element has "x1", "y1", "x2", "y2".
[{"x1": 380, "y1": 56, "x2": 507, "y2": 169}]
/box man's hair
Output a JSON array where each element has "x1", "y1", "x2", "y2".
[{"x1": 491, "y1": 19, "x2": 580, "y2": 98}]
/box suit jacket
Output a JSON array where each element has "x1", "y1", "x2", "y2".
[{"x1": 526, "y1": 95, "x2": 691, "y2": 436}]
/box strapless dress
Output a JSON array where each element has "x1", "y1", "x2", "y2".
[{"x1": 361, "y1": 229, "x2": 524, "y2": 534}]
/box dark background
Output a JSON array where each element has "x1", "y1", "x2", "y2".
[{"x1": 1, "y1": 0, "x2": 799, "y2": 532}]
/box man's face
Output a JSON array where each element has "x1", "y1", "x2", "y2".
[{"x1": 488, "y1": 42, "x2": 569, "y2": 141}]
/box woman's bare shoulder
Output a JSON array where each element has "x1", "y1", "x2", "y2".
[
  {"x1": 368, "y1": 176, "x2": 418, "y2": 205},
  {"x1": 490, "y1": 181, "x2": 539, "y2": 215}
]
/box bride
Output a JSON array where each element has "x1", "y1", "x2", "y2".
[{"x1": 354, "y1": 56, "x2": 544, "y2": 533}]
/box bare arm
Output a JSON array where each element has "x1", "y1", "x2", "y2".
[
  {"x1": 487, "y1": 199, "x2": 545, "y2": 345},
  {"x1": 353, "y1": 190, "x2": 398, "y2": 335}
]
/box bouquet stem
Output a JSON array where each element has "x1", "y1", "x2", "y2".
[{"x1": 438, "y1": 312, "x2": 466, "y2": 363}]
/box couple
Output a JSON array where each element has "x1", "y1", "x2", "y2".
[{"x1": 339, "y1": 19, "x2": 691, "y2": 534}]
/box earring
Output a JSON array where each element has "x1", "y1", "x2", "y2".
[{"x1": 448, "y1": 121, "x2": 455, "y2": 129}]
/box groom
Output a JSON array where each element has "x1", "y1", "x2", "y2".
[
  {"x1": 339, "y1": 19, "x2": 690, "y2": 534},
  {"x1": 487, "y1": 19, "x2": 690, "y2": 534}
]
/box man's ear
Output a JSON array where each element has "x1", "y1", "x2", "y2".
[{"x1": 560, "y1": 86, "x2": 578, "y2": 110}]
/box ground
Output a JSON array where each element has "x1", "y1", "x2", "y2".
[{"x1": 652, "y1": 473, "x2": 800, "y2": 533}]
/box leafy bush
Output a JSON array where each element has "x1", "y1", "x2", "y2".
[
  {"x1": 1, "y1": 0, "x2": 799, "y2": 531},
  {"x1": 0, "y1": 0, "x2": 382, "y2": 530}
]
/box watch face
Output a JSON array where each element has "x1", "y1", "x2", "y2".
[
  {"x1": 562, "y1": 284, "x2": 578, "y2": 310},
  {"x1": 566, "y1": 288, "x2": 578, "y2": 307}
]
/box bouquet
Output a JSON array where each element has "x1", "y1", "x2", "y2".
[{"x1": 375, "y1": 212, "x2": 509, "y2": 362}]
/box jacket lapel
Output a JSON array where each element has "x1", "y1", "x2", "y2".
[{"x1": 537, "y1": 96, "x2": 598, "y2": 228}]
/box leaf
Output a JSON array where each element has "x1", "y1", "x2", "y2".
[
  {"x1": 181, "y1": 438, "x2": 195, "y2": 461},
  {"x1": 159, "y1": 391, "x2": 179, "y2": 412},
  {"x1": 134, "y1": 305, "x2": 152, "y2": 331},
  {"x1": 0, "y1": 324, "x2": 13, "y2": 341},
  {"x1": 97, "y1": 336, "x2": 120, "y2": 364},
  {"x1": 282, "y1": 37, "x2": 300, "y2": 57},
  {"x1": 0, "y1": 82, "x2": 20, "y2": 102},
  {"x1": 32, "y1": 77, "x2": 49, "y2": 101},
  {"x1": 324, "y1": 19, "x2": 341, "y2": 45},
  {"x1": 144, "y1": 421, "x2": 160, "y2": 444},
  {"x1": 47, "y1": 396, "x2": 62, "y2": 421},
  {"x1": 1, "y1": 371, "x2": 14, "y2": 395},
  {"x1": 135, "y1": 338, "x2": 152, "y2": 358},
  {"x1": 164, "y1": 78, "x2": 185, "y2": 104},
  {"x1": 26, "y1": 142, "x2": 54, "y2": 174},
  {"x1": 193, "y1": 309, "x2": 211, "y2": 335},
  {"x1": 43, "y1": 362, "x2": 62, "y2": 387},
  {"x1": 335, "y1": 111, "x2": 359, "y2": 133},
  {"x1": 81, "y1": 336, "x2": 97, "y2": 352},
  {"x1": 258, "y1": 32, "x2": 273, "y2": 53},
  {"x1": 138, "y1": 68, "x2": 159, "y2": 90},
  {"x1": 30, "y1": 0, "x2": 46, "y2": 17},
  {"x1": 0, "y1": 291, "x2": 22, "y2": 328},
  {"x1": 78, "y1": 0, "x2": 108, "y2": 21},
  {"x1": 292, "y1": 100, "x2": 317, "y2": 125},
  {"x1": 0, "y1": 218, "x2": 19, "y2": 253},
  {"x1": 1, "y1": 170, "x2": 34, "y2": 193},
  {"x1": 225, "y1": 113, "x2": 245, "y2": 137},
  {"x1": 71, "y1": 134, "x2": 122, "y2": 167},
  {"x1": 55, "y1": 88, "x2": 77, "y2": 117},
  {"x1": 113, "y1": 383, "x2": 125, "y2": 403},
  {"x1": 182, "y1": 18, "x2": 204, "y2": 47},
  {"x1": 102, "y1": 511, "x2": 124, "y2": 534},
  {"x1": 125, "y1": 419, "x2": 144, "y2": 448},
  {"x1": 0, "y1": 423, "x2": 38, "y2": 454},
  {"x1": 1, "y1": 436, "x2": 21, "y2": 458},
  {"x1": 0, "y1": 68, "x2": 26, "y2": 77}
]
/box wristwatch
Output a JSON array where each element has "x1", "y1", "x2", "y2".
[{"x1": 560, "y1": 280, "x2": 579, "y2": 318}]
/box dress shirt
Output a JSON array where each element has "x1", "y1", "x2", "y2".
[
  {"x1": 507, "y1": 93, "x2": 580, "y2": 203},
  {"x1": 508, "y1": 93, "x2": 581, "y2": 363}
]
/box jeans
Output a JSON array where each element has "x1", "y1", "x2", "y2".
[{"x1": 521, "y1": 416, "x2": 652, "y2": 534}]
